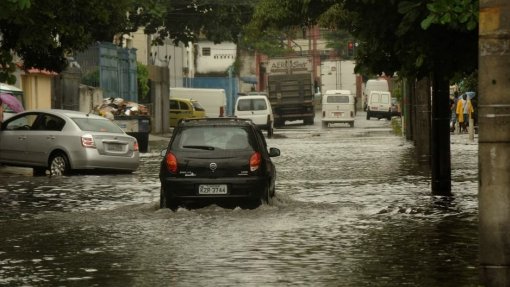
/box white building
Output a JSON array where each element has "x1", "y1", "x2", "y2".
[{"x1": 195, "y1": 40, "x2": 237, "y2": 74}]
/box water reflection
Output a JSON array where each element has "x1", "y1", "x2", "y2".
[{"x1": 0, "y1": 131, "x2": 479, "y2": 286}]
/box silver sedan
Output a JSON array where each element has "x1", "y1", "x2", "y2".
[{"x1": 0, "y1": 109, "x2": 140, "y2": 175}]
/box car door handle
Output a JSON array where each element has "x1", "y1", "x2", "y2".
[
  {"x1": 18, "y1": 136, "x2": 27, "y2": 140},
  {"x1": 47, "y1": 136, "x2": 56, "y2": 140}
]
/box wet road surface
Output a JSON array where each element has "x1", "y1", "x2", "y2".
[{"x1": 0, "y1": 113, "x2": 479, "y2": 286}]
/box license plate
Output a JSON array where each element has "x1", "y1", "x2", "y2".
[
  {"x1": 332, "y1": 112, "x2": 343, "y2": 117},
  {"x1": 107, "y1": 143, "x2": 124, "y2": 151},
  {"x1": 198, "y1": 184, "x2": 228, "y2": 194}
]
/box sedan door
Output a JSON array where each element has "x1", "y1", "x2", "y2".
[
  {"x1": 0, "y1": 113, "x2": 38, "y2": 165},
  {"x1": 24, "y1": 114, "x2": 65, "y2": 166}
]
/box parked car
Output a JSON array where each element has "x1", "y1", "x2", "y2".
[
  {"x1": 321, "y1": 90, "x2": 356, "y2": 128},
  {"x1": 366, "y1": 90, "x2": 392, "y2": 120},
  {"x1": 159, "y1": 117, "x2": 281, "y2": 210},
  {"x1": 169, "y1": 98, "x2": 206, "y2": 127},
  {"x1": 0, "y1": 109, "x2": 140, "y2": 176},
  {"x1": 234, "y1": 93, "x2": 274, "y2": 137}
]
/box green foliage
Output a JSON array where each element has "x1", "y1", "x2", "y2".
[
  {"x1": 421, "y1": 0, "x2": 478, "y2": 31},
  {"x1": 137, "y1": 62, "x2": 150, "y2": 101},
  {"x1": 247, "y1": 0, "x2": 478, "y2": 80},
  {"x1": 131, "y1": 0, "x2": 257, "y2": 46},
  {"x1": 323, "y1": 30, "x2": 354, "y2": 59},
  {"x1": 0, "y1": 0, "x2": 133, "y2": 84},
  {"x1": 81, "y1": 69, "x2": 100, "y2": 87}
]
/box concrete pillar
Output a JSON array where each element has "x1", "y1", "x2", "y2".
[{"x1": 479, "y1": 1, "x2": 510, "y2": 285}]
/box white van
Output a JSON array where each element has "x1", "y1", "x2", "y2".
[
  {"x1": 363, "y1": 79, "x2": 388, "y2": 110},
  {"x1": 170, "y1": 87, "x2": 226, "y2": 118},
  {"x1": 321, "y1": 90, "x2": 356, "y2": 128},
  {"x1": 366, "y1": 90, "x2": 392, "y2": 120},
  {"x1": 234, "y1": 94, "x2": 274, "y2": 137}
]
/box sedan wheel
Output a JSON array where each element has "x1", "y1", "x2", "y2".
[
  {"x1": 49, "y1": 153, "x2": 70, "y2": 176},
  {"x1": 160, "y1": 187, "x2": 179, "y2": 211},
  {"x1": 262, "y1": 184, "x2": 274, "y2": 205}
]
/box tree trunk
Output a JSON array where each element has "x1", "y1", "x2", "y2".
[
  {"x1": 403, "y1": 78, "x2": 413, "y2": 141},
  {"x1": 479, "y1": 2, "x2": 510, "y2": 285},
  {"x1": 413, "y1": 78, "x2": 431, "y2": 164},
  {"x1": 430, "y1": 72, "x2": 452, "y2": 195}
]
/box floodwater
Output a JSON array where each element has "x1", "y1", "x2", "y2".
[{"x1": 0, "y1": 114, "x2": 479, "y2": 287}]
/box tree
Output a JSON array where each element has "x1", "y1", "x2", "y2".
[
  {"x1": 0, "y1": 0, "x2": 134, "y2": 84},
  {"x1": 0, "y1": 0, "x2": 262, "y2": 84},
  {"x1": 249, "y1": 0, "x2": 478, "y2": 195},
  {"x1": 129, "y1": 0, "x2": 257, "y2": 46}
]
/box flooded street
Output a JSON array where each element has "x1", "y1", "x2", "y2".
[{"x1": 0, "y1": 113, "x2": 479, "y2": 286}]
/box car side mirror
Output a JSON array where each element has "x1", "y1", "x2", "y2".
[{"x1": 269, "y1": 147, "x2": 280, "y2": 157}]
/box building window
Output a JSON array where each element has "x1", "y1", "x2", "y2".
[{"x1": 202, "y1": 47, "x2": 211, "y2": 56}]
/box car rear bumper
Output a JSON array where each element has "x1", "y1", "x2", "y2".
[
  {"x1": 160, "y1": 176, "x2": 268, "y2": 201},
  {"x1": 70, "y1": 149, "x2": 140, "y2": 171},
  {"x1": 367, "y1": 110, "x2": 391, "y2": 118},
  {"x1": 322, "y1": 117, "x2": 354, "y2": 123}
]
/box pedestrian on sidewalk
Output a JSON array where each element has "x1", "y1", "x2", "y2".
[
  {"x1": 450, "y1": 93, "x2": 459, "y2": 132},
  {"x1": 464, "y1": 94, "x2": 474, "y2": 131},
  {"x1": 456, "y1": 94, "x2": 466, "y2": 133}
]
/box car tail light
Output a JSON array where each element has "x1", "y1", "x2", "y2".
[
  {"x1": 350, "y1": 111, "x2": 354, "y2": 117},
  {"x1": 165, "y1": 152, "x2": 178, "y2": 174},
  {"x1": 133, "y1": 140, "x2": 139, "y2": 152},
  {"x1": 267, "y1": 114, "x2": 271, "y2": 124},
  {"x1": 219, "y1": 106, "x2": 225, "y2": 117},
  {"x1": 249, "y1": 152, "x2": 261, "y2": 172},
  {"x1": 81, "y1": 135, "x2": 96, "y2": 148},
  {"x1": 322, "y1": 111, "x2": 325, "y2": 117}
]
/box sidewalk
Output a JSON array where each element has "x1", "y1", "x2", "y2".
[
  {"x1": 149, "y1": 133, "x2": 172, "y2": 143},
  {"x1": 450, "y1": 132, "x2": 478, "y2": 145}
]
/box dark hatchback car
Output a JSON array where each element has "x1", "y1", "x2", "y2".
[{"x1": 159, "y1": 118, "x2": 281, "y2": 210}]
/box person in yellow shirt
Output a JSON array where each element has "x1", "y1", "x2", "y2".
[{"x1": 456, "y1": 94, "x2": 466, "y2": 133}]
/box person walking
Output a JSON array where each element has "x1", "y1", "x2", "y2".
[
  {"x1": 450, "y1": 93, "x2": 459, "y2": 132},
  {"x1": 456, "y1": 94, "x2": 466, "y2": 133},
  {"x1": 464, "y1": 94, "x2": 474, "y2": 132}
]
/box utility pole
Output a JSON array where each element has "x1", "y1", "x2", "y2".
[{"x1": 479, "y1": 1, "x2": 510, "y2": 285}]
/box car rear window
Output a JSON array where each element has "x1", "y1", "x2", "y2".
[
  {"x1": 326, "y1": 95, "x2": 350, "y2": 103},
  {"x1": 72, "y1": 118, "x2": 125, "y2": 133},
  {"x1": 237, "y1": 99, "x2": 267, "y2": 111},
  {"x1": 173, "y1": 126, "x2": 255, "y2": 151}
]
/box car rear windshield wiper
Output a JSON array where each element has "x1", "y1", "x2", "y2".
[{"x1": 182, "y1": 145, "x2": 215, "y2": 150}]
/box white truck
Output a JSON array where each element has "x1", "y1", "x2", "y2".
[
  {"x1": 266, "y1": 57, "x2": 315, "y2": 126},
  {"x1": 169, "y1": 87, "x2": 227, "y2": 118}
]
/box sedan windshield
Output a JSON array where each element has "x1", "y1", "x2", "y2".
[{"x1": 72, "y1": 118, "x2": 125, "y2": 133}]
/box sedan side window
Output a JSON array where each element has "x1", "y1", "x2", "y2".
[{"x1": 4, "y1": 114, "x2": 37, "y2": 130}]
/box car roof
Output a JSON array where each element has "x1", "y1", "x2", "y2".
[
  {"x1": 247, "y1": 92, "x2": 267, "y2": 96},
  {"x1": 237, "y1": 95, "x2": 268, "y2": 100},
  {"x1": 170, "y1": 97, "x2": 198, "y2": 102},
  {"x1": 178, "y1": 117, "x2": 255, "y2": 127},
  {"x1": 19, "y1": 109, "x2": 108, "y2": 120}
]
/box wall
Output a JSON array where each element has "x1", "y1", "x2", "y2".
[
  {"x1": 195, "y1": 41, "x2": 236, "y2": 74},
  {"x1": 21, "y1": 73, "x2": 53, "y2": 110}
]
